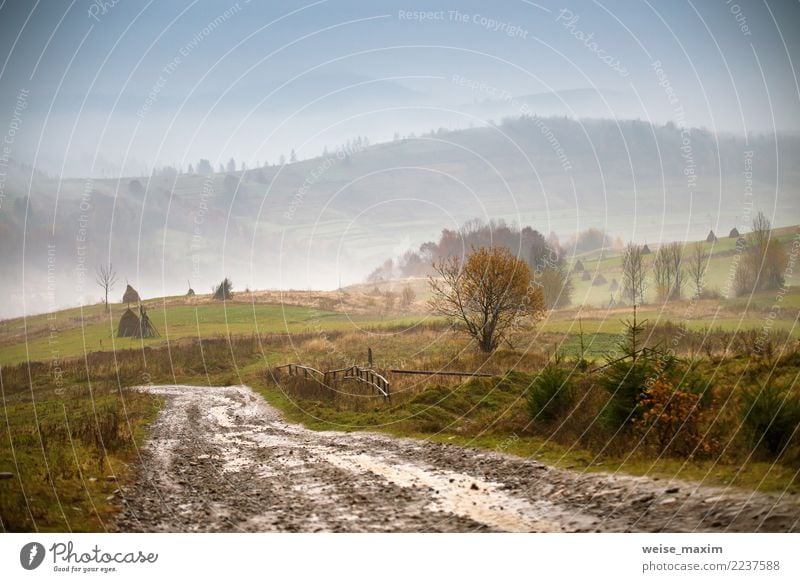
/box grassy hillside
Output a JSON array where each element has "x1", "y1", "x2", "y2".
[
  {"x1": 0, "y1": 294, "x2": 428, "y2": 366},
  {"x1": 566, "y1": 225, "x2": 799, "y2": 307}
]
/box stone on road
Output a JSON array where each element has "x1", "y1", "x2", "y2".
[{"x1": 113, "y1": 385, "x2": 799, "y2": 533}]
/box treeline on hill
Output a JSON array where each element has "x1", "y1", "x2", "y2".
[{"x1": 366, "y1": 219, "x2": 606, "y2": 309}]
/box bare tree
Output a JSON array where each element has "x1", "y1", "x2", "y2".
[
  {"x1": 653, "y1": 247, "x2": 668, "y2": 301},
  {"x1": 750, "y1": 211, "x2": 772, "y2": 252},
  {"x1": 400, "y1": 284, "x2": 416, "y2": 307},
  {"x1": 95, "y1": 263, "x2": 118, "y2": 310},
  {"x1": 734, "y1": 211, "x2": 788, "y2": 294},
  {"x1": 383, "y1": 290, "x2": 396, "y2": 313},
  {"x1": 653, "y1": 242, "x2": 684, "y2": 301},
  {"x1": 429, "y1": 247, "x2": 545, "y2": 352},
  {"x1": 621, "y1": 243, "x2": 647, "y2": 305},
  {"x1": 687, "y1": 243, "x2": 709, "y2": 298}
]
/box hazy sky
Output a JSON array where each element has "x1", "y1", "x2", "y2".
[{"x1": 1, "y1": 0, "x2": 799, "y2": 176}]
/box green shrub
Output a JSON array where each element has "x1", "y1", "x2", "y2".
[
  {"x1": 597, "y1": 358, "x2": 655, "y2": 430},
  {"x1": 740, "y1": 380, "x2": 800, "y2": 459},
  {"x1": 527, "y1": 364, "x2": 576, "y2": 424}
]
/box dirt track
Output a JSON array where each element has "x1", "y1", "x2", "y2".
[{"x1": 113, "y1": 385, "x2": 799, "y2": 532}]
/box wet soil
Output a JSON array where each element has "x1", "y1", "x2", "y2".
[{"x1": 113, "y1": 385, "x2": 800, "y2": 532}]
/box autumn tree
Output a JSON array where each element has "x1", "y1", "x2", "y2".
[{"x1": 428, "y1": 247, "x2": 545, "y2": 352}]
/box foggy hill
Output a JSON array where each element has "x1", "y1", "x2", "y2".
[{"x1": 1, "y1": 116, "x2": 798, "y2": 318}]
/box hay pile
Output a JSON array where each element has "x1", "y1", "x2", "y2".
[
  {"x1": 117, "y1": 308, "x2": 141, "y2": 338},
  {"x1": 706, "y1": 230, "x2": 717, "y2": 243},
  {"x1": 139, "y1": 306, "x2": 159, "y2": 338},
  {"x1": 122, "y1": 284, "x2": 140, "y2": 305},
  {"x1": 116, "y1": 306, "x2": 159, "y2": 338},
  {"x1": 729, "y1": 227, "x2": 740, "y2": 238}
]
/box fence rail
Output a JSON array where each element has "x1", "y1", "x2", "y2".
[
  {"x1": 274, "y1": 363, "x2": 390, "y2": 401},
  {"x1": 274, "y1": 363, "x2": 324, "y2": 378},
  {"x1": 388, "y1": 369, "x2": 494, "y2": 378},
  {"x1": 274, "y1": 364, "x2": 499, "y2": 402},
  {"x1": 328, "y1": 366, "x2": 390, "y2": 400}
]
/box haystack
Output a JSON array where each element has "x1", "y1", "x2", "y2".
[
  {"x1": 573, "y1": 259, "x2": 585, "y2": 273},
  {"x1": 729, "y1": 227, "x2": 740, "y2": 238},
  {"x1": 139, "y1": 306, "x2": 159, "y2": 338},
  {"x1": 641, "y1": 244, "x2": 651, "y2": 254},
  {"x1": 122, "y1": 284, "x2": 140, "y2": 305},
  {"x1": 186, "y1": 280, "x2": 195, "y2": 296},
  {"x1": 592, "y1": 273, "x2": 607, "y2": 286},
  {"x1": 117, "y1": 308, "x2": 141, "y2": 338},
  {"x1": 706, "y1": 230, "x2": 717, "y2": 243}
]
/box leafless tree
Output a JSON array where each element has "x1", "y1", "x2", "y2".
[
  {"x1": 95, "y1": 263, "x2": 118, "y2": 311},
  {"x1": 653, "y1": 242, "x2": 684, "y2": 301},
  {"x1": 400, "y1": 284, "x2": 416, "y2": 307},
  {"x1": 621, "y1": 243, "x2": 647, "y2": 305},
  {"x1": 750, "y1": 211, "x2": 772, "y2": 252},
  {"x1": 687, "y1": 243, "x2": 709, "y2": 298},
  {"x1": 734, "y1": 211, "x2": 788, "y2": 294}
]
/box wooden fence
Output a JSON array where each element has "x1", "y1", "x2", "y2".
[
  {"x1": 274, "y1": 363, "x2": 390, "y2": 401},
  {"x1": 274, "y1": 364, "x2": 499, "y2": 403}
]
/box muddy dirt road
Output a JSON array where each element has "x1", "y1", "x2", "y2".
[{"x1": 113, "y1": 385, "x2": 799, "y2": 532}]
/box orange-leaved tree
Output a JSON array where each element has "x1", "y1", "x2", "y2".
[{"x1": 428, "y1": 246, "x2": 545, "y2": 352}]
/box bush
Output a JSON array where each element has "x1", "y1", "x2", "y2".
[
  {"x1": 527, "y1": 364, "x2": 576, "y2": 424},
  {"x1": 635, "y1": 378, "x2": 716, "y2": 458},
  {"x1": 598, "y1": 358, "x2": 654, "y2": 430},
  {"x1": 740, "y1": 381, "x2": 800, "y2": 460}
]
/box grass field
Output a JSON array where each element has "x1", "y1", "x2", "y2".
[
  {"x1": 0, "y1": 297, "x2": 428, "y2": 366},
  {"x1": 0, "y1": 367, "x2": 161, "y2": 531},
  {"x1": 2, "y1": 303, "x2": 798, "y2": 531},
  {"x1": 1, "y1": 226, "x2": 799, "y2": 531},
  {"x1": 1, "y1": 282, "x2": 797, "y2": 366}
]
